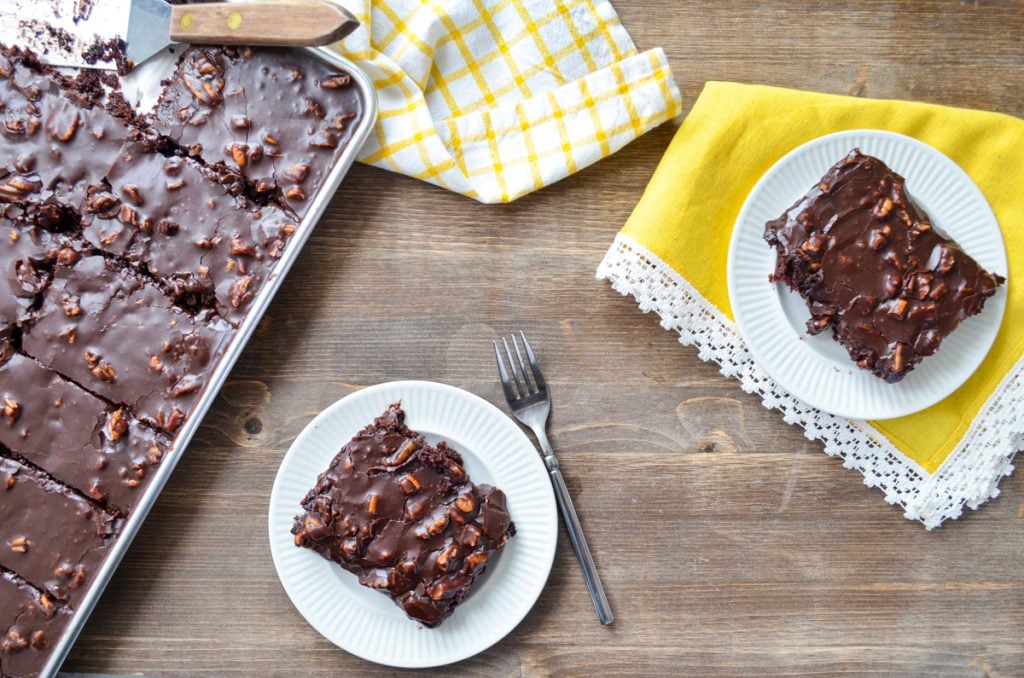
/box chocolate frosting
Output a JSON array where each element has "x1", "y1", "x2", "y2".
[
  {"x1": 21, "y1": 254, "x2": 235, "y2": 433},
  {"x1": 0, "y1": 570, "x2": 71, "y2": 678},
  {"x1": 0, "y1": 350, "x2": 170, "y2": 513},
  {"x1": 0, "y1": 50, "x2": 128, "y2": 210},
  {"x1": 82, "y1": 141, "x2": 298, "y2": 325},
  {"x1": 150, "y1": 46, "x2": 363, "y2": 215},
  {"x1": 0, "y1": 456, "x2": 120, "y2": 607}
]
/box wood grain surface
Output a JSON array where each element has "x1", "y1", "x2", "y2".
[{"x1": 63, "y1": 1, "x2": 1023, "y2": 676}]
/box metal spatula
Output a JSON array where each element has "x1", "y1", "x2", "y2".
[{"x1": 0, "y1": 0, "x2": 359, "y2": 70}]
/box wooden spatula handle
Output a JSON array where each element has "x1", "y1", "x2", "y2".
[{"x1": 169, "y1": 1, "x2": 359, "y2": 46}]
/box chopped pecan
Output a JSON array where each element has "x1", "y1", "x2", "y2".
[
  {"x1": 85, "y1": 190, "x2": 120, "y2": 215},
  {"x1": 329, "y1": 112, "x2": 355, "y2": 130},
  {"x1": 230, "y1": 143, "x2": 248, "y2": 167},
  {"x1": 2, "y1": 629, "x2": 29, "y2": 654},
  {"x1": 283, "y1": 164, "x2": 310, "y2": 183},
  {"x1": 163, "y1": 406, "x2": 186, "y2": 433},
  {"x1": 61, "y1": 294, "x2": 82, "y2": 317},
  {"x1": 37, "y1": 593, "x2": 55, "y2": 618},
  {"x1": 320, "y1": 73, "x2": 352, "y2": 89},
  {"x1": 91, "y1": 361, "x2": 117, "y2": 383},
  {"x1": 0, "y1": 175, "x2": 42, "y2": 198},
  {"x1": 229, "y1": 237, "x2": 256, "y2": 256},
  {"x1": 310, "y1": 131, "x2": 338, "y2": 149},
  {"x1": 107, "y1": 408, "x2": 129, "y2": 441},
  {"x1": 122, "y1": 183, "x2": 144, "y2": 205},
  {"x1": 3, "y1": 396, "x2": 19, "y2": 423},
  {"x1": 229, "y1": 275, "x2": 254, "y2": 309},
  {"x1": 56, "y1": 247, "x2": 79, "y2": 266},
  {"x1": 874, "y1": 197, "x2": 894, "y2": 217},
  {"x1": 146, "y1": 443, "x2": 164, "y2": 465},
  {"x1": 171, "y1": 374, "x2": 201, "y2": 397},
  {"x1": 305, "y1": 98, "x2": 326, "y2": 118}
]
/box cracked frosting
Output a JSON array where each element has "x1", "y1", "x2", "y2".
[
  {"x1": 150, "y1": 46, "x2": 363, "y2": 215},
  {"x1": 0, "y1": 456, "x2": 119, "y2": 607},
  {"x1": 82, "y1": 140, "x2": 298, "y2": 326},
  {"x1": 20, "y1": 253, "x2": 235, "y2": 433},
  {"x1": 292, "y1": 403, "x2": 516, "y2": 627},
  {"x1": 1, "y1": 569, "x2": 71, "y2": 678},
  {"x1": 0, "y1": 347, "x2": 170, "y2": 514},
  {"x1": 0, "y1": 48, "x2": 129, "y2": 211}
]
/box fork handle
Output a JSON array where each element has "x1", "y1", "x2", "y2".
[{"x1": 533, "y1": 428, "x2": 614, "y2": 626}]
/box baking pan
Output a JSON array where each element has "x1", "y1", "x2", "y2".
[{"x1": 39, "y1": 46, "x2": 378, "y2": 677}]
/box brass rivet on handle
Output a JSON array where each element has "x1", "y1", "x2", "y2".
[
  {"x1": 180, "y1": 12, "x2": 194, "y2": 29},
  {"x1": 226, "y1": 10, "x2": 243, "y2": 29}
]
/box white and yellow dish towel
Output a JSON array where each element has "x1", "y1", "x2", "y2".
[
  {"x1": 598, "y1": 83, "x2": 1024, "y2": 529},
  {"x1": 331, "y1": 0, "x2": 682, "y2": 203}
]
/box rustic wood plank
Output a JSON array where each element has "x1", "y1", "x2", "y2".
[{"x1": 63, "y1": 0, "x2": 1023, "y2": 675}]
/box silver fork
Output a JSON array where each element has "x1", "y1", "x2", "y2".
[{"x1": 493, "y1": 331, "x2": 614, "y2": 626}]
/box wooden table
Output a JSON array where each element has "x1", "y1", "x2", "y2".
[{"x1": 64, "y1": 1, "x2": 1023, "y2": 675}]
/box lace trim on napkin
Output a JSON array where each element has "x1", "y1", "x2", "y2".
[{"x1": 597, "y1": 233, "x2": 1020, "y2": 528}]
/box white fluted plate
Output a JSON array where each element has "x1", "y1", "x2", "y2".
[
  {"x1": 728, "y1": 130, "x2": 1007, "y2": 420},
  {"x1": 269, "y1": 381, "x2": 557, "y2": 667}
]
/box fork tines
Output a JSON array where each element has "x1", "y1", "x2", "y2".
[{"x1": 493, "y1": 331, "x2": 547, "y2": 402}]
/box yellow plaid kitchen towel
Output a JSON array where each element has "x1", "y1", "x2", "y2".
[
  {"x1": 598, "y1": 82, "x2": 1024, "y2": 528},
  {"x1": 332, "y1": 0, "x2": 682, "y2": 203}
]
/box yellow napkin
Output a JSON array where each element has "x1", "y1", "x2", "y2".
[
  {"x1": 333, "y1": 0, "x2": 682, "y2": 203},
  {"x1": 598, "y1": 82, "x2": 1024, "y2": 527}
]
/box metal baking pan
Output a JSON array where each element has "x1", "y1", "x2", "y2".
[{"x1": 40, "y1": 46, "x2": 378, "y2": 677}]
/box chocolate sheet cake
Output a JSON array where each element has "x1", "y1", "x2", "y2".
[{"x1": 0, "y1": 37, "x2": 363, "y2": 675}]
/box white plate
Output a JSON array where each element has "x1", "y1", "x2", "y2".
[
  {"x1": 268, "y1": 381, "x2": 558, "y2": 668},
  {"x1": 728, "y1": 130, "x2": 1008, "y2": 420}
]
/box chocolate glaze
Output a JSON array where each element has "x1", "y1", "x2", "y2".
[
  {"x1": 0, "y1": 349, "x2": 170, "y2": 513},
  {"x1": 0, "y1": 569, "x2": 71, "y2": 678},
  {"x1": 765, "y1": 149, "x2": 1004, "y2": 382},
  {"x1": 292, "y1": 404, "x2": 516, "y2": 627},
  {"x1": 0, "y1": 456, "x2": 120, "y2": 607},
  {"x1": 149, "y1": 46, "x2": 362, "y2": 215},
  {"x1": 82, "y1": 141, "x2": 298, "y2": 325},
  {"x1": 21, "y1": 253, "x2": 235, "y2": 433}
]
